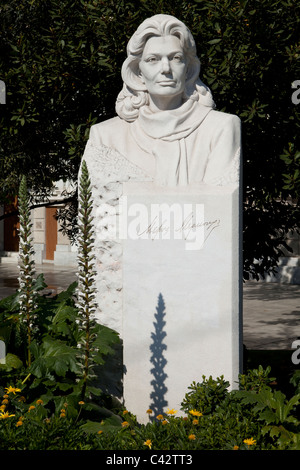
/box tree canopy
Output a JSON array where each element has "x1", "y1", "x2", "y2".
[{"x1": 0, "y1": 0, "x2": 299, "y2": 279}]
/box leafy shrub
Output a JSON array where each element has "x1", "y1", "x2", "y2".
[
  {"x1": 1, "y1": 362, "x2": 300, "y2": 450},
  {"x1": 0, "y1": 282, "x2": 120, "y2": 420}
]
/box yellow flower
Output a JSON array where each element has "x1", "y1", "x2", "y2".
[
  {"x1": 0, "y1": 405, "x2": 6, "y2": 411},
  {"x1": 233, "y1": 445, "x2": 239, "y2": 450},
  {"x1": 78, "y1": 401, "x2": 85, "y2": 405},
  {"x1": 16, "y1": 420, "x2": 23, "y2": 427},
  {"x1": 0, "y1": 411, "x2": 15, "y2": 419},
  {"x1": 166, "y1": 408, "x2": 177, "y2": 415},
  {"x1": 97, "y1": 430, "x2": 103, "y2": 435},
  {"x1": 243, "y1": 438, "x2": 256, "y2": 446},
  {"x1": 60, "y1": 412, "x2": 66, "y2": 418},
  {"x1": 146, "y1": 409, "x2": 153, "y2": 414},
  {"x1": 144, "y1": 439, "x2": 152, "y2": 449},
  {"x1": 162, "y1": 420, "x2": 168, "y2": 425},
  {"x1": 189, "y1": 409, "x2": 203, "y2": 417},
  {"x1": 5, "y1": 386, "x2": 21, "y2": 395},
  {"x1": 121, "y1": 421, "x2": 129, "y2": 427},
  {"x1": 60, "y1": 408, "x2": 66, "y2": 413},
  {"x1": 156, "y1": 414, "x2": 164, "y2": 420},
  {"x1": 2, "y1": 399, "x2": 9, "y2": 405},
  {"x1": 28, "y1": 406, "x2": 35, "y2": 412},
  {"x1": 192, "y1": 419, "x2": 199, "y2": 425},
  {"x1": 36, "y1": 399, "x2": 43, "y2": 405},
  {"x1": 188, "y1": 434, "x2": 196, "y2": 441},
  {"x1": 2, "y1": 394, "x2": 9, "y2": 399},
  {"x1": 122, "y1": 410, "x2": 129, "y2": 415}
]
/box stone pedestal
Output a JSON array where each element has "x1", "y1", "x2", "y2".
[{"x1": 121, "y1": 182, "x2": 242, "y2": 422}]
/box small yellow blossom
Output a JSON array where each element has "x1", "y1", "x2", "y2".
[
  {"x1": 2, "y1": 399, "x2": 9, "y2": 405},
  {"x1": 60, "y1": 408, "x2": 66, "y2": 413},
  {"x1": 16, "y1": 420, "x2": 23, "y2": 427},
  {"x1": 28, "y1": 406, "x2": 35, "y2": 412},
  {"x1": 156, "y1": 414, "x2": 164, "y2": 420},
  {"x1": 5, "y1": 386, "x2": 21, "y2": 395},
  {"x1": 0, "y1": 411, "x2": 15, "y2": 419},
  {"x1": 189, "y1": 409, "x2": 203, "y2": 417},
  {"x1": 122, "y1": 410, "x2": 129, "y2": 415},
  {"x1": 18, "y1": 396, "x2": 26, "y2": 403},
  {"x1": 36, "y1": 399, "x2": 43, "y2": 405},
  {"x1": 78, "y1": 401, "x2": 85, "y2": 405},
  {"x1": 166, "y1": 408, "x2": 177, "y2": 415},
  {"x1": 192, "y1": 419, "x2": 199, "y2": 425},
  {"x1": 121, "y1": 421, "x2": 129, "y2": 427},
  {"x1": 60, "y1": 412, "x2": 66, "y2": 418},
  {"x1": 2, "y1": 394, "x2": 9, "y2": 399},
  {"x1": 144, "y1": 439, "x2": 152, "y2": 449},
  {"x1": 146, "y1": 409, "x2": 153, "y2": 414},
  {"x1": 98, "y1": 430, "x2": 103, "y2": 435},
  {"x1": 188, "y1": 434, "x2": 196, "y2": 441},
  {"x1": 233, "y1": 445, "x2": 239, "y2": 450},
  {"x1": 162, "y1": 419, "x2": 168, "y2": 425},
  {"x1": 243, "y1": 438, "x2": 256, "y2": 446},
  {"x1": 0, "y1": 405, "x2": 6, "y2": 412}
]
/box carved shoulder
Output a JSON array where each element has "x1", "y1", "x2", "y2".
[{"x1": 88, "y1": 117, "x2": 126, "y2": 147}]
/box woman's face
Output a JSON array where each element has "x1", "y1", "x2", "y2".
[{"x1": 138, "y1": 35, "x2": 188, "y2": 108}]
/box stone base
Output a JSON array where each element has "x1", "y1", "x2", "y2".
[{"x1": 121, "y1": 182, "x2": 242, "y2": 423}]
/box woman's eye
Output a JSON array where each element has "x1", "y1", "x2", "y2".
[
  {"x1": 173, "y1": 55, "x2": 183, "y2": 62},
  {"x1": 146, "y1": 56, "x2": 158, "y2": 63}
]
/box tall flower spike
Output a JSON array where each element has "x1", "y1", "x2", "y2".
[
  {"x1": 18, "y1": 175, "x2": 38, "y2": 367},
  {"x1": 76, "y1": 160, "x2": 98, "y2": 401}
]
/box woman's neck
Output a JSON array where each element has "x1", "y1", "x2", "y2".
[{"x1": 148, "y1": 93, "x2": 184, "y2": 112}]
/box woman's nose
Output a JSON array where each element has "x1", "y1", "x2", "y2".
[{"x1": 161, "y1": 58, "x2": 171, "y2": 73}]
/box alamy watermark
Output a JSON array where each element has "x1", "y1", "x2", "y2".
[
  {"x1": 94, "y1": 197, "x2": 220, "y2": 251},
  {"x1": 291, "y1": 339, "x2": 300, "y2": 365},
  {"x1": 291, "y1": 80, "x2": 300, "y2": 105},
  {"x1": 0, "y1": 80, "x2": 6, "y2": 104},
  {"x1": 0, "y1": 340, "x2": 5, "y2": 365}
]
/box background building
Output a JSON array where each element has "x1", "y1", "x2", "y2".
[{"x1": 0, "y1": 180, "x2": 77, "y2": 267}]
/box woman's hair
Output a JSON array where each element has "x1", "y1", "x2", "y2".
[{"x1": 115, "y1": 14, "x2": 215, "y2": 121}]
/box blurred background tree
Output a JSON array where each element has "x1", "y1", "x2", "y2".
[{"x1": 0, "y1": 0, "x2": 299, "y2": 279}]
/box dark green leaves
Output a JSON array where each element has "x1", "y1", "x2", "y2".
[{"x1": 30, "y1": 336, "x2": 79, "y2": 378}]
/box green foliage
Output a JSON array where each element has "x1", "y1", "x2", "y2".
[
  {"x1": 79, "y1": 368, "x2": 300, "y2": 450},
  {"x1": 0, "y1": 0, "x2": 299, "y2": 276},
  {"x1": 0, "y1": 280, "x2": 120, "y2": 418},
  {"x1": 0, "y1": 160, "x2": 120, "y2": 421},
  {"x1": 0, "y1": 362, "x2": 300, "y2": 450},
  {"x1": 181, "y1": 375, "x2": 230, "y2": 414},
  {"x1": 239, "y1": 364, "x2": 276, "y2": 392},
  {"x1": 238, "y1": 388, "x2": 300, "y2": 449}
]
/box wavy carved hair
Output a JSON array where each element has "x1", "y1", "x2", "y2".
[{"x1": 115, "y1": 14, "x2": 215, "y2": 122}]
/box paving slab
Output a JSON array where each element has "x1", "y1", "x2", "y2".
[
  {"x1": 243, "y1": 280, "x2": 300, "y2": 351},
  {"x1": 0, "y1": 263, "x2": 77, "y2": 299}
]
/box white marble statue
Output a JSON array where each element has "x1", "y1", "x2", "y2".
[
  {"x1": 81, "y1": 14, "x2": 242, "y2": 336},
  {"x1": 85, "y1": 14, "x2": 241, "y2": 187}
]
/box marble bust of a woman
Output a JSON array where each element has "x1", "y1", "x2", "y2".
[{"x1": 83, "y1": 14, "x2": 241, "y2": 187}]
